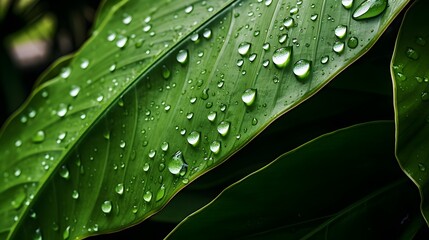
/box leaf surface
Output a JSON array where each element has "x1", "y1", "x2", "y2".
[
  {"x1": 167, "y1": 122, "x2": 422, "y2": 239},
  {"x1": 392, "y1": 0, "x2": 429, "y2": 225},
  {"x1": 0, "y1": 0, "x2": 410, "y2": 239}
]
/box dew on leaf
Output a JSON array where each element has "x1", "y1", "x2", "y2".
[
  {"x1": 184, "y1": 5, "x2": 193, "y2": 13},
  {"x1": 63, "y1": 226, "x2": 70, "y2": 239},
  {"x1": 333, "y1": 41, "x2": 345, "y2": 54},
  {"x1": 352, "y1": 0, "x2": 387, "y2": 20},
  {"x1": 347, "y1": 37, "x2": 359, "y2": 49},
  {"x1": 59, "y1": 165, "x2": 70, "y2": 179},
  {"x1": 342, "y1": 0, "x2": 354, "y2": 9},
  {"x1": 32, "y1": 130, "x2": 45, "y2": 143},
  {"x1": 203, "y1": 28, "x2": 212, "y2": 39},
  {"x1": 210, "y1": 141, "x2": 221, "y2": 154},
  {"x1": 143, "y1": 191, "x2": 152, "y2": 202},
  {"x1": 69, "y1": 86, "x2": 81, "y2": 97},
  {"x1": 208, "y1": 111, "x2": 217, "y2": 122},
  {"x1": 176, "y1": 50, "x2": 189, "y2": 64},
  {"x1": 168, "y1": 151, "x2": 187, "y2": 175},
  {"x1": 60, "y1": 67, "x2": 71, "y2": 79},
  {"x1": 217, "y1": 121, "x2": 231, "y2": 136},
  {"x1": 161, "y1": 142, "x2": 169, "y2": 152},
  {"x1": 321, "y1": 56, "x2": 329, "y2": 64},
  {"x1": 406, "y1": 48, "x2": 419, "y2": 60},
  {"x1": 122, "y1": 14, "x2": 132, "y2": 25},
  {"x1": 57, "y1": 104, "x2": 68, "y2": 118},
  {"x1": 116, "y1": 35, "x2": 128, "y2": 48},
  {"x1": 283, "y1": 17, "x2": 294, "y2": 29},
  {"x1": 293, "y1": 60, "x2": 312, "y2": 80},
  {"x1": 115, "y1": 183, "x2": 124, "y2": 195},
  {"x1": 156, "y1": 184, "x2": 166, "y2": 201},
  {"x1": 278, "y1": 34, "x2": 288, "y2": 44},
  {"x1": 310, "y1": 14, "x2": 318, "y2": 21},
  {"x1": 101, "y1": 200, "x2": 112, "y2": 213},
  {"x1": 272, "y1": 47, "x2": 292, "y2": 68},
  {"x1": 242, "y1": 88, "x2": 257, "y2": 106},
  {"x1": 334, "y1": 25, "x2": 347, "y2": 39},
  {"x1": 238, "y1": 42, "x2": 251, "y2": 56},
  {"x1": 187, "y1": 131, "x2": 200, "y2": 146}
]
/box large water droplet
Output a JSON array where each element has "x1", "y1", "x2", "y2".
[
  {"x1": 203, "y1": 28, "x2": 212, "y2": 39},
  {"x1": 161, "y1": 142, "x2": 169, "y2": 152},
  {"x1": 59, "y1": 165, "x2": 70, "y2": 179},
  {"x1": 241, "y1": 88, "x2": 257, "y2": 106},
  {"x1": 210, "y1": 141, "x2": 221, "y2": 154},
  {"x1": 272, "y1": 47, "x2": 292, "y2": 68},
  {"x1": 115, "y1": 183, "x2": 124, "y2": 195},
  {"x1": 176, "y1": 49, "x2": 188, "y2": 64},
  {"x1": 217, "y1": 121, "x2": 231, "y2": 137},
  {"x1": 168, "y1": 151, "x2": 187, "y2": 175},
  {"x1": 293, "y1": 60, "x2": 312, "y2": 80},
  {"x1": 116, "y1": 35, "x2": 128, "y2": 48},
  {"x1": 69, "y1": 85, "x2": 81, "y2": 98},
  {"x1": 143, "y1": 191, "x2": 152, "y2": 202},
  {"x1": 352, "y1": 0, "x2": 387, "y2": 20},
  {"x1": 334, "y1": 25, "x2": 347, "y2": 39},
  {"x1": 342, "y1": 0, "x2": 354, "y2": 9},
  {"x1": 208, "y1": 111, "x2": 217, "y2": 122},
  {"x1": 32, "y1": 130, "x2": 45, "y2": 143},
  {"x1": 187, "y1": 131, "x2": 200, "y2": 146},
  {"x1": 283, "y1": 17, "x2": 294, "y2": 29},
  {"x1": 333, "y1": 41, "x2": 345, "y2": 54},
  {"x1": 101, "y1": 200, "x2": 112, "y2": 213},
  {"x1": 156, "y1": 184, "x2": 166, "y2": 201},
  {"x1": 238, "y1": 42, "x2": 251, "y2": 56}
]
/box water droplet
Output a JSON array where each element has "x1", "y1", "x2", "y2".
[
  {"x1": 69, "y1": 85, "x2": 81, "y2": 98},
  {"x1": 203, "y1": 28, "x2": 212, "y2": 39},
  {"x1": 237, "y1": 59, "x2": 244, "y2": 67},
  {"x1": 242, "y1": 88, "x2": 257, "y2": 106},
  {"x1": 148, "y1": 149, "x2": 156, "y2": 158},
  {"x1": 187, "y1": 131, "x2": 200, "y2": 146},
  {"x1": 32, "y1": 130, "x2": 45, "y2": 143},
  {"x1": 97, "y1": 95, "x2": 104, "y2": 102},
  {"x1": 116, "y1": 35, "x2": 128, "y2": 48},
  {"x1": 72, "y1": 190, "x2": 79, "y2": 199},
  {"x1": 59, "y1": 165, "x2": 70, "y2": 179},
  {"x1": 101, "y1": 200, "x2": 112, "y2": 213},
  {"x1": 15, "y1": 140, "x2": 22, "y2": 147},
  {"x1": 263, "y1": 59, "x2": 270, "y2": 67},
  {"x1": 334, "y1": 25, "x2": 347, "y2": 39},
  {"x1": 156, "y1": 184, "x2": 166, "y2": 201},
  {"x1": 210, "y1": 141, "x2": 221, "y2": 154},
  {"x1": 115, "y1": 183, "x2": 124, "y2": 195},
  {"x1": 162, "y1": 65, "x2": 171, "y2": 79},
  {"x1": 265, "y1": 0, "x2": 272, "y2": 6},
  {"x1": 422, "y1": 92, "x2": 429, "y2": 101},
  {"x1": 333, "y1": 41, "x2": 345, "y2": 54},
  {"x1": 60, "y1": 67, "x2": 71, "y2": 79},
  {"x1": 14, "y1": 168, "x2": 21, "y2": 177},
  {"x1": 290, "y1": 6, "x2": 299, "y2": 15},
  {"x1": 419, "y1": 163, "x2": 426, "y2": 171},
  {"x1": 217, "y1": 121, "x2": 231, "y2": 136},
  {"x1": 406, "y1": 48, "x2": 419, "y2": 60},
  {"x1": 190, "y1": 32, "x2": 199, "y2": 42},
  {"x1": 63, "y1": 226, "x2": 70, "y2": 239},
  {"x1": 272, "y1": 47, "x2": 292, "y2": 68},
  {"x1": 168, "y1": 151, "x2": 187, "y2": 175},
  {"x1": 321, "y1": 55, "x2": 329, "y2": 64},
  {"x1": 107, "y1": 32, "x2": 116, "y2": 42},
  {"x1": 416, "y1": 37, "x2": 426, "y2": 46},
  {"x1": 161, "y1": 142, "x2": 169, "y2": 151},
  {"x1": 249, "y1": 53, "x2": 257, "y2": 62},
  {"x1": 122, "y1": 14, "x2": 132, "y2": 25},
  {"x1": 238, "y1": 42, "x2": 251, "y2": 56},
  {"x1": 57, "y1": 104, "x2": 68, "y2": 118},
  {"x1": 119, "y1": 140, "x2": 126, "y2": 149},
  {"x1": 252, "y1": 118, "x2": 258, "y2": 125},
  {"x1": 342, "y1": 0, "x2": 354, "y2": 9},
  {"x1": 347, "y1": 37, "x2": 359, "y2": 49},
  {"x1": 262, "y1": 42, "x2": 270, "y2": 51},
  {"x1": 186, "y1": 112, "x2": 194, "y2": 120},
  {"x1": 109, "y1": 63, "x2": 116, "y2": 72},
  {"x1": 283, "y1": 17, "x2": 294, "y2": 29},
  {"x1": 293, "y1": 59, "x2": 312, "y2": 80},
  {"x1": 176, "y1": 49, "x2": 188, "y2": 64},
  {"x1": 185, "y1": 5, "x2": 193, "y2": 13},
  {"x1": 143, "y1": 191, "x2": 152, "y2": 202},
  {"x1": 143, "y1": 24, "x2": 152, "y2": 32},
  {"x1": 208, "y1": 111, "x2": 217, "y2": 122},
  {"x1": 352, "y1": 0, "x2": 387, "y2": 20},
  {"x1": 310, "y1": 14, "x2": 318, "y2": 21},
  {"x1": 278, "y1": 34, "x2": 288, "y2": 44},
  {"x1": 143, "y1": 162, "x2": 150, "y2": 172}
]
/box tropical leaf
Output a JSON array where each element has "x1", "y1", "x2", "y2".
[
  {"x1": 392, "y1": 0, "x2": 429, "y2": 225},
  {"x1": 0, "y1": 0, "x2": 410, "y2": 239},
  {"x1": 167, "y1": 122, "x2": 423, "y2": 239}
]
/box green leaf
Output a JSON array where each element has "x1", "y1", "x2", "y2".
[
  {"x1": 0, "y1": 0, "x2": 410, "y2": 239},
  {"x1": 167, "y1": 122, "x2": 423, "y2": 239},
  {"x1": 392, "y1": 0, "x2": 429, "y2": 225}
]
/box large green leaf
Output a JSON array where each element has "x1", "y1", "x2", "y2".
[
  {"x1": 0, "y1": 0, "x2": 410, "y2": 239},
  {"x1": 167, "y1": 122, "x2": 423, "y2": 239},
  {"x1": 392, "y1": 0, "x2": 429, "y2": 225}
]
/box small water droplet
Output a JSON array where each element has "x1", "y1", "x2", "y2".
[
  {"x1": 238, "y1": 42, "x2": 251, "y2": 56},
  {"x1": 57, "y1": 104, "x2": 68, "y2": 118},
  {"x1": 237, "y1": 59, "x2": 244, "y2": 67},
  {"x1": 203, "y1": 28, "x2": 212, "y2": 39},
  {"x1": 176, "y1": 49, "x2": 188, "y2": 64},
  {"x1": 190, "y1": 32, "x2": 199, "y2": 42},
  {"x1": 148, "y1": 149, "x2": 156, "y2": 158},
  {"x1": 342, "y1": 0, "x2": 354, "y2": 9},
  {"x1": 60, "y1": 67, "x2": 71, "y2": 79},
  {"x1": 252, "y1": 118, "x2": 258, "y2": 125},
  {"x1": 107, "y1": 32, "x2": 116, "y2": 42},
  {"x1": 97, "y1": 95, "x2": 104, "y2": 102},
  {"x1": 416, "y1": 37, "x2": 426, "y2": 46},
  {"x1": 72, "y1": 190, "x2": 79, "y2": 199},
  {"x1": 293, "y1": 59, "x2": 312, "y2": 80},
  {"x1": 352, "y1": 0, "x2": 387, "y2": 20},
  {"x1": 406, "y1": 48, "x2": 419, "y2": 60},
  {"x1": 14, "y1": 168, "x2": 21, "y2": 177},
  {"x1": 109, "y1": 63, "x2": 116, "y2": 72},
  {"x1": 116, "y1": 35, "x2": 128, "y2": 48},
  {"x1": 334, "y1": 25, "x2": 347, "y2": 39},
  {"x1": 283, "y1": 17, "x2": 294, "y2": 29},
  {"x1": 32, "y1": 130, "x2": 45, "y2": 143},
  {"x1": 217, "y1": 121, "x2": 231, "y2": 137},
  {"x1": 249, "y1": 53, "x2": 257, "y2": 62},
  {"x1": 262, "y1": 42, "x2": 270, "y2": 51},
  {"x1": 310, "y1": 14, "x2": 318, "y2": 21},
  {"x1": 290, "y1": 6, "x2": 299, "y2": 15},
  {"x1": 272, "y1": 47, "x2": 292, "y2": 68},
  {"x1": 59, "y1": 165, "x2": 70, "y2": 179},
  {"x1": 208, "y1": 111, "x2": 217, "y2": 122},
  {"x1": 161, "y1": 142, "x2": 169, "y2": 152},
  {"x1": 143, "y1": 162, "x2": 150, "y2": 172},
  {"x1": 321, "y1": 55, "x2": 329, "y2": 64},
  {"x1": 101, "y1": 200, "x2": 112, "y2": 213},
  {"x1": 242, "y1": 88, "x2": 257, "y2": 106},
  {"x1": 122, "y1": 14, "x2": 132, "y2": 25},
  {"x1": 185, "y1": 5, "x2": 193, "y2": 14},
  {"x1": 15, "y1": 140, "x2": 22, "y2": 147},
  {"x1": 265, "y1": 0, "x2": 272, "y2": 6},
  {"x1": 156, "y1": 184, "x2": 166, "y2": 201},
  {"x1": 143, "y1": 191, "x2": 152, "y2": 202},
  {"x1": 119, "y1": 140, "x2": 126, "y2": 149},
  {"x1": 421, "y1": 91, "x2": 429, "y2": 101},
  {"x1": 333, "y1": 41, "x2": 345, "y2": 54},
  {"x1": 186, "y1": 112, "x2": 194, "y2": 120},
  {"x1": 69, "y1": 85, "x2": 81, "y2": 98},
  {"x1": 418, "y1": 163, "x2": 426, "y2": 172},
  {"x1": 115, "y1": 183, "x2": 124, "y2": 195},
  {"x1": 80, "y1": 58, "x2": 89, "y2": 69},
  {"x1": 347, "y1": 37, "x2": 359, "y2": 49},
  {"x1": 187, "y1": 131, "x2": 200, "y2": 146},
  {"x1": 143, "y1": 24, "x2": 152, "y2": 32},
  {"x1": 210, "y1": 141, "x2": 221, "y2": 154},
  {"x1": 278, "y1": 34, "x2": 288, "y2": 44},
  {"x1": 262, "y1": 59, "x2": 270, "y2": 67},
  {"x1": 162, "y1": 65, "x2": 171, "y2": 79},
  {"x1": 63, "y1": 226, "x2": 70, "y2": 239},
  {"x1": 168, "y1": 151, "x2": 187, "y2": 175}
]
